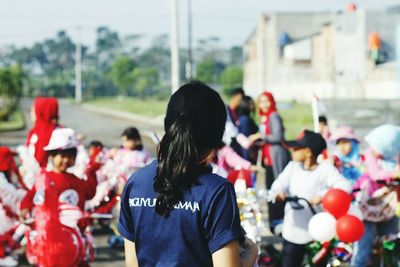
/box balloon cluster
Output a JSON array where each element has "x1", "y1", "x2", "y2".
[{"x1": 308, "y1": 189, "x2": 365, "y2": 243}]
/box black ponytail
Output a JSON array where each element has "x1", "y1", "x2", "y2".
[
  {"x1": 153, "y1": 82, "x2": 227, "y2": 217},
  {"x1": 154, "y1": 114, "x2": 198, "y2": 217}
]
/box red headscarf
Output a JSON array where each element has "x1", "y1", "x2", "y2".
[
  {"x1": 258, "y1": 92, "x2": 278, "y2": 166},
  {"x1": 26, "y1": 97, "x2": 59, "y2": 167}
]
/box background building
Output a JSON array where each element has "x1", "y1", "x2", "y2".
[{"x1": 243, "y1": 6, "x2": 400, "y2": 101}]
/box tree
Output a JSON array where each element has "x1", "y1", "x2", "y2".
[
  {"x1": 0, "y1": 65, "x2": 25, "y2": 120},
  {"x1": 229, "y1": 46, "x2": 243, "y2": 65},
  {"x1": 109, "y1": 57, "x2": 136, "y2": 96},
  {"x1": 220, "y1": 65, "x2": 243, "y2": 95},
  {"x1": 196, "y1": 59, "x2": 214, "y2": 84},
  {"x1": 132, "y1": 67, "x2": 158, "y2": 98}
]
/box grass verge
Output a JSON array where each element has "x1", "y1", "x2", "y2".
[{"x1": 0, "y1": 108, "x2": 25, "y2": 132}]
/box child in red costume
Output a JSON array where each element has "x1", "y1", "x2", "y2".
[
  {"x1": 26, "y1": 97, "x2": 60, "y2": 167},
  {"x1": 0, "y1": 146, "x2": 27, "y2": 189},
  {"x1": 20, "y1": 128, "x2": 99, "y2": 267},
  {"x1": 21, "y1": 128, "x2": 98, "y2": 213}
]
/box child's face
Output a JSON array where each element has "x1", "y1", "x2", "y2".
[
  {"x1": 319, "y1": 122, "x2": 327, "y2": 131},
  {"x1": 52, "y1": 153, "x2": 76, "y2": 173},
  {"x1": 291, "y1": 147, "x2": 312, "y2": 162},
  {"x1": 337, "y1": 139, "x2": 353, "y2": 157},
  {"x1": 258, "y1": 95, "x2": 271, "y2": 113},
  {"x1": 122, "y1": 136, "x2": 139, "y2": 150},
  {"x1": 230, "y1": 94, "x2": 243, "y2": 109}
]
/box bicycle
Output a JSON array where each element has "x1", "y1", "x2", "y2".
[{"x1": 258, "y1": 195, "x2": 352, "y2": 267}]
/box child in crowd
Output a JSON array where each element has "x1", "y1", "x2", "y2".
[
  {"x1": 101, "y1": 127, "x2": 150, "y2": 248},
  {"x1": 0, "y1": 173, "x2": 22, "y2": 267},
  {"x1": 88, "y1": 141, "x2": 105, "y2": 162},
  {"x1": 110, "y1": 127, "x2": 149, "y2": 173},
  {"x1": 318, "y1": 115, "x2": 331, "y2": 141},
  {"x1": 20, "y1": 127, "x2": 99, "y2": 215},
  {"x1": 213, "y1": 145, "x2": 252, "y2": 177},
  {"x1": 0, "y1": 146, "x2": 26, "y2": 189},
  {"x1": 352, "y1": 124, "x2": 400, "y2": 267},
  {"x1": 269, "y1": 130, "x2": 351, "y2": 267},
  {"x1": 26, "y1": 97, "x2": 60, "y2": 168},
  {"x1": 331, "y1": 126, "x2": 364, "y2": 185},
  {"x1": 237, "y1": 96, "x2": 259, "y2": 162},
  {"x1": 19, "y1": 128, "x2": 99, "y2": 266},
  {"x1": 224, "y1": 88, "x2": 245, "y2": 155}
]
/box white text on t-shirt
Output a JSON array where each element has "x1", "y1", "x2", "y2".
[{"x1": 129, "y1": 197, "x2": 200, "y2": 213}]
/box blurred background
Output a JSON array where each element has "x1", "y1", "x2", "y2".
[{"x1": 2, "y1": 0, "x2": 400, "y2": 265}]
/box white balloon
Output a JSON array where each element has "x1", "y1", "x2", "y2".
[
  {"x1": 348, "y1": 204, "x2": 364, "y2": 220},
  {"x1": 308, "y1": 212, "x2": 337, "y2": 243}
]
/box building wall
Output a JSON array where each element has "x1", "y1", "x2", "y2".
[{"x1": 243, "y1": 9, "x2": 400, "y2": 102}]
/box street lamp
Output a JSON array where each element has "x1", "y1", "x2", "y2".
[{"x1": 171, "y1": 0, "x2": 180, "y2": 94}]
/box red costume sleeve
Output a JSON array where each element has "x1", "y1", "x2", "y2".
[
  {"x1": 20, "y1": 185, "x2": 36, "y2": 211},
  {"x1": 84, "y1": 163, "x2": 100, "y2": 200}
]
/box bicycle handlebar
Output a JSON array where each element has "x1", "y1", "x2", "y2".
[{"x1": 285, "y1": 196, "x2": 317, "y2": 215}]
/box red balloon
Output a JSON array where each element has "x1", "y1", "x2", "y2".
[
  {"x1": 322, "y1": 189, "x2": 351, "y2": 218},
  {"x1": 336, "y1": 215, "x2": 365, "y2": 243}
]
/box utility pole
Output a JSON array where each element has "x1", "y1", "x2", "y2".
[
  {"x1": 185, "y1": 0, "x2": 193, "y2": 82},
  {"x1": 171, "y1": 0, "x2": 180, "y2": 94},
  {"x1": 75, "y1": 26, "x2": 82, "y2": 103}
]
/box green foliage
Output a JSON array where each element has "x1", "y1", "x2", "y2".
[
  {"x1": 220, "y1": 65, "x2": 243, "y2": 95},
  {"x1": 196, "y1": 59, "x2": 214, "y2": 83},
  {"x1": 2, "y1": 27, "x2": 242, "y2": 99},
  {"x1": 87, "y1": 97, "x2": 168, "y2": 117},
  {"x1": 109, "y1": 56, "x2": 136, "y2": 96},
  {"x1": 0, "y1": 108, "x2": 25, "y2": 131},
  {"x1": 0, "y1": 65, "x2": 25, "y2": 120},
  {"x1": 132, "y1": 67, "x2": 158, "y2": 98}
]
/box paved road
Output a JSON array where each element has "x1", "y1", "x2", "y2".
[
  {"x1": 0, "y1": 99, "x2": 162, "y2": 155},
  {"x1": 1, "y1": 99, "x2": 162, "y2": 266}
]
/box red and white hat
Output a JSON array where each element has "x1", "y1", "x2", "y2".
[{"x1": 44, "y1": 128, "x2": 79, "y2": 151}]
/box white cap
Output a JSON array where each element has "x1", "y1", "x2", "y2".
[{"x1": 44, "y1": 128, "x2": 80, "y2": 151}]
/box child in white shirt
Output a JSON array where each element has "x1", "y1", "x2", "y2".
[{"x1": 270, "y1": 130, "x2": 351, "y2": 267}]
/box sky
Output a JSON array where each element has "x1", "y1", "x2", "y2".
[{"x1": 1, "y1": 0, "x2": 399, "y2": 49}]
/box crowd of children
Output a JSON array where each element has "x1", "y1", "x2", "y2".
[
  {"x1": 218, "y1": 88, "x2": 400, "y2": 267},
  {"x1": 0, "y1": 97, "x2": 151, "y2": 266},
  {"x1": 1, "y1": 91, "x2": 400, "y2": 266}
]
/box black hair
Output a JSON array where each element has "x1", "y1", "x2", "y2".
[
  {"x1": 318, "y1": 115, "x2": 328, "y2": 124},
  {"x1": 47, "y1": 147, "x2": 78, "y2": 158},
  {"x1": 88, "y1": 140, "x2": 104, "y2": 149},
  {"x1": 237, "y1": 95, "x2": 255, "y2": 117},
  {"x1": 154, "y1": 82, "x2": 227, "y2": 217},
  {"x1": 121, "y1": 127, "x2": 142, "y2": 141},
  {"x1": 229, "y1": 87, "x2": 245, "y2": 97}
]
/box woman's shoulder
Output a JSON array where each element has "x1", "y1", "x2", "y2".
[
  {"x1": 125, "y1": 160, "x2": 157, "y2": 186},
  {"x1": 269, "y1": 111, "x2": 282, "y2": 121},
  {"x1": 198, "y1": 171, "x2": 230, "y2": 186}
]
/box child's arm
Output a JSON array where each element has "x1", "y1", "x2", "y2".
[
  {"x1": 219, "y1": 146, "x2": 252, "y2": 170},
  {"x1": 84, "y1": 163, "x2": 100, "y2": 200},
  {"x1": 19, "y1": 185, "x2": 36, "y2": 219},
  {"x1": 124, "y1": 239, "x2": 139, "y2": 267}
]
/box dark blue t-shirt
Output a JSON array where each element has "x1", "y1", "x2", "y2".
[{"x1": 117, "y1": 161, "x2": 244, "y2": 267}]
